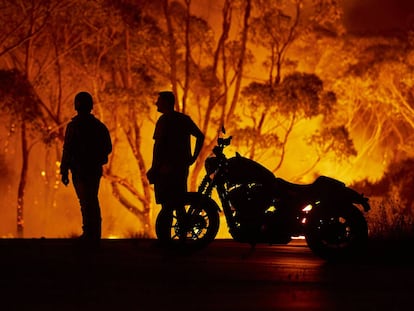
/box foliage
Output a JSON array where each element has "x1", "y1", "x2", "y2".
[
  {"x1": 366, "y1": 199, "x2": 414, "y2": 241},
  {"x1": 277, "y1": 72, "x2": 324, "y2": 117},
  {"x1": 351, "y1": 157, "x2": 414, "y2": 240},
  {"x1": 249, "y1": 0, "x2": 344, "y2": 84},
  {"x1": 0, "y1": 69, "x2": 51, "y2": 143},
  {"x1": 1, "y1": 0, "x2": 413, "y2": 238},
  {"x1": 237, "y1": 72, "x2": 352, "y2": 172},
  {"x1": 354, "y1": 158, "x2": 414, "y2": 216},
  {"x1": 0, "y1": 70, "x2": 43, "y2": 122},
  {"x1": 240, "y1": 72, "x2": 330, "y2": 121},
  {"x1": 309, "y1": 125, "x2": 357, "y2": 162}
]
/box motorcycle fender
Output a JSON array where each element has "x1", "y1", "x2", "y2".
[
  {"x1": 313, "y1": 186, "x2": 370, "y2": 213},
  {"x1": 306, "y1": 200, "x2": 349, "y2": 218}
]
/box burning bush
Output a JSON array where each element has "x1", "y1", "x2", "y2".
[{"x1": 352, "y1": 158, "x2": 414, "y2": 240}]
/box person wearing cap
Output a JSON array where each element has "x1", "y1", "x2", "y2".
[
  {"x1": 147, "y1": 91, "x2": 204, "y2": 243},
  {"x1": 60, "y1": 91, "x2": 112, "y2": 247}
]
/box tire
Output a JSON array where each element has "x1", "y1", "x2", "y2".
[
  {"x1": 155, "y1": 192, "x2": 220, "y2": 250},
  {"x1": 305, "y1": 204, "x2": 368, "y2": 260}
]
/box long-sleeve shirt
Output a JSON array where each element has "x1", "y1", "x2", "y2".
[{"x1": 60, "y1": 113, "x2": 112, "y2": 175}]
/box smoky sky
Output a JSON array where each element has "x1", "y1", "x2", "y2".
[
  {"x1": 199, "y1": 0, "x2": 414, "y2": 36},
  {"x1": 344, "y1": 0, "x2": 414, "y2": 34}
]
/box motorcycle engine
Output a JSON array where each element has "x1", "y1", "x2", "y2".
[
  {"x1": 228, "y1": 184, "x2": 271, "y2": 217},
  {"x1": 204, "y1": 156, "x2": 219, "y2": 175},
  {"x1": 228, "y1": 183, "x2": 292, "y2": 244}
]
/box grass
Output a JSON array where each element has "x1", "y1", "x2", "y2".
[{"x1": 366, "y1": 198, "x2": 414, "y2": 242}]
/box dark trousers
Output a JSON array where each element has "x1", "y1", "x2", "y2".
[
  {"x1": 155, "y1": 169, "x2": 189, "y2": 240},
  {"x1": 72, "y1": 168, "x2": 102, "y2": 240}
]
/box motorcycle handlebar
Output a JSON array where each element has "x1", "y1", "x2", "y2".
[{"x1": 218, "y1": 136, "x2": 232, "y2": 147}]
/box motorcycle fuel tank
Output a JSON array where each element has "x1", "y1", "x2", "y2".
[{"x1": 227, "y1": 155, "x2": 276, "y2": 186}]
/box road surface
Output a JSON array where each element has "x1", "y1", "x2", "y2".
[{"x1": 0, "y1": 238, "x2": 413, "y2": 310}]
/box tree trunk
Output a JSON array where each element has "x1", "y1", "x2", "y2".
[{"x1": 17, "y1": 122, "x2": 29, "y2": 238}]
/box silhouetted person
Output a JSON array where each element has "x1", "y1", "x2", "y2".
[
  {"x1": 60, "y1": 92, "x2": 112, "y2": 247},
  {"x1": 147, "y1": 91, "x2": 204, "y2": 242}
]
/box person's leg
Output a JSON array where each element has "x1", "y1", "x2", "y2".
[
  {"x1": 161, "y1": 199, "x2": 186, "y2": 240},
  {"x1": 73, "y1": 171, "x2": 102, "y2": 242},
  {"x1": 173, "y1": 169, "x2": 188, "y2": 242},
  {"x1": 156, "y1": 168, "x2": 188, "y2": 243},
  {"x1": 86, "y1": 173, "x2": 102, "y2": 241}
]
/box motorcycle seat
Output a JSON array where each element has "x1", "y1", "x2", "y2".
[{"x1": 274, "y1": 177, "x2": 314, "y2": 195}]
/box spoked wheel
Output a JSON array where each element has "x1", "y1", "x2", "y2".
[
  {"x1": 305, "y1": 204, "x2": 369, "y2": 260},
  {"x1": 155, "y1": 192, "x2": 220, "y2": 251}
]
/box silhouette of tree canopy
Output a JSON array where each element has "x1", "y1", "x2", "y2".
[
  {"x1": 235, "y1": 72, "x2": 353, "y2": 175},
  {"x1": 0, "y1": 70, "x2": 42, "y2": 123}
]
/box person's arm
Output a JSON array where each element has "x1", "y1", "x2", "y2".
[
  {"x1": 147, "y1": 119, "x2": 164, "y2": 184},
  {"x1": 100, "y1": 123, "x2": 112, "y2": 165},
  {"x1": 60, "y1": 123, "x2": 73, "y2": 186},
  {"x1": 190, "y1": 124, "x2": 205, "y2": 165}
]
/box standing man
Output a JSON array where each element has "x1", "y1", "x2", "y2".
[
  {"x1": 147, "y1": 91, "x2": 204, "y2": 242},
  {"x1": 60, "y1": 91, "x2": 112, "y2": 247}
]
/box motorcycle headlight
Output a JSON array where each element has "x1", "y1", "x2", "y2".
[{"x1": 205, "y1": 157, "x2": 219, "y2": 175}]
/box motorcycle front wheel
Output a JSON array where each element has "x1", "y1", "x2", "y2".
[
  {"x1": 305, "y1": 204, "x2": 368, "y2": 260},
  {"x1": 155, "y1": 192, "x2": 220, "y2": 250}
]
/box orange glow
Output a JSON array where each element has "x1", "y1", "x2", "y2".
[
  {"x1": 107, "y1": 235, "x2": 120, "y2": 239},
  {"x1": 0, "y1": 0, "x2": 411, "y2": 240}
]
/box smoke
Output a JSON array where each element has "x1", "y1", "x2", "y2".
[
  {"x1": 344, "y1": 0, "x2": 414, "y2": 34},
  {"x1": 0, "y1": 152, "x2": 10, "y2": 197}
]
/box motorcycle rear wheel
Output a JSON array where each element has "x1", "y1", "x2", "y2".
[
  {"x1": 155, "y1": 192, "x2": 220, "y2": 250},
  {"x1": 305, "y1": 204, "x2": 368, "y2": 260}
]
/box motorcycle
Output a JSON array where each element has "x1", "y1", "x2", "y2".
[{"x1": 155, "y1": 127, "x2": 371, "y2": 259}]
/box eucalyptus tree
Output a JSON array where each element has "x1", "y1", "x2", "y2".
[
  {"x1": 335, "y1": 37, "x2": 414, "y2": 166},
  {"x1": 0, "y1": 0, "x2": 152, "y2": 236},
  {"x1": 249, "y1": 0, "x2": 344, "y2": 86},
  {"x1": 232, "y1": 0, "x2": 353, "y2": 180},
  {"x1": 0, "y1": 69, "x2": 47, "y2": 237},
  {"x1": 0, "y1": 0, "x2": 66, "y2": 237},
  {"x1": 154, "y1": 0, "x2": 254, "y2": 189},
  {"x1": 52, "y1": 0, "x2": 164, "y2": 236},
  {"x1": 326, "y1": 34, "x2": 414, "y2": 219},
  {"x1": 0, "y1": 0, "x2": 361, "y2": 237}
]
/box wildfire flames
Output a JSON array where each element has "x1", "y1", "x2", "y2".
[{"x1": 0, "y1": 0, "x2": 414, "y2": 239}]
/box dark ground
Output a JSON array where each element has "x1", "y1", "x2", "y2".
[{"x1": 0, "y1": 238, "x2": 413, "y2": 311}]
